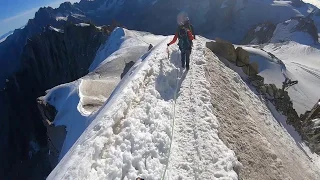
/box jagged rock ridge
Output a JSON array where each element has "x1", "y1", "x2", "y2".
[{"x1": 1, "y1": 23, "x2": 107, "y2": 179}]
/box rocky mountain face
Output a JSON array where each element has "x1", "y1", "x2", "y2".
[
  {"x1": 242, "y1": 17, "x2": 318, "y2": 44},
  {"x1": 0, "y1": 23, "x2": 107, "y2": 179},
  {"x1": 0, "y1": 2, "x2": 87, "y2": 87},
  {"x1": 241, "y1": 22, "x2": 276, "y2": 44},
  {"x1": 301, "y1": 100, "x2": 320, "y2": 154},
  {"x1": 55, "y1": 0, "x2": 320, "y2": 43}
]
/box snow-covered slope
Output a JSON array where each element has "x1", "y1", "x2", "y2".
[
  {"x1": 240, "y1": 42, "x2": 320, "y2": 114},
  {"x1": 0, "y1": 31, "x2": 13, "y2": 43},
  {"x1": 302, "y1": 0, "x2": 320, "y2": 9},
  {"x1": 263, "y1": 42, "x2": 320, "y2": 114},
  {"x1": 42, "y1": 28, "x2": 165, "y2": 159},
  {"x1": 241, "y1": 46, "x2": 287, "y2": 87},
  {"x1": 270, "y1": 18, "x2": 317, "y2": 45}
]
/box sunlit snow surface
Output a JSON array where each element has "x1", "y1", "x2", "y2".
[
  {"x1": 47, "y1": 31, "x2": 240, "y2": 180},
  {"x1": 302, "y1": 0, "x2": 320, "y2": 9},
  {"x1": 0, "y1": 32, "x2": 13, "y2": 43},
  {"x1": 241, "y1": 41, "x2": 320, "y2": 115},
  {"x1": 2, "y1": 0, "x2": 320, "y2": 177},
  {"x1": 46, "y1": 28, "x2": 320, "y2": 179}
]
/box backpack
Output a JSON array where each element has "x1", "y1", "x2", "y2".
[
  {"x1": 178, "y1": 27, "x2": 191, "y2": 51},
  {"x1": 186, "y1": 24, "x2": 194, "y2": 36}
]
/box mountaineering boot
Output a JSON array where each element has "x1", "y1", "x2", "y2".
[
  {"x1": 186, "y1": 50, "x2": 191, "y2": 70},
  {"x1": 181, "y1": 51, "x2": 186, "y2": 69}
]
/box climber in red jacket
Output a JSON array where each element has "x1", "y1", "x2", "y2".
[{"x1": 167, "y1": 22, "x2": 194, "y2": 70}]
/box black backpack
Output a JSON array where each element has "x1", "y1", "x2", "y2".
[{"x1": 178, "y1": 27, "x2": 191, "y2": 50}]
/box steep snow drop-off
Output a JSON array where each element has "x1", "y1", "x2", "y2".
[
  {"x1": 240, "y1": 43, "x2": 320, "y2": 115},
  {"x1": 236, "y1": 44, "x2": 320, "y2": 164},
  {"x1": 48, "y1": 36, "x2": 240, "y2": 179},
  {"x1": 263, "y1": 42, "x2": 320, "y2": 113},
  {"x1": 41, "y1": 28, "x2": 165, "y2": 162},
  {"x1": 204, "y1": 46, "x2": 320, "y2": 179}
]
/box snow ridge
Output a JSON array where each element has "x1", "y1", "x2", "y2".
[
  {"x1": 165, "y1": 40, "x2": 239, "y2": 179},
  {"x1": 48, "y1": 37, "x2": 239, "y2": 179}
]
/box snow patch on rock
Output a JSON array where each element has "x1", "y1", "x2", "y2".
[
  {"x1": 56, "y1": 16, "x2": 68, "y2": 21},
  {"x1": 254, "y1": 26, "x2": 261, "y2": 32},
  {"x1": 76, "y1": 23, "x2": 90, "y2": 27},
  {"x1": 48, "y1": 26, "x2": 64, "y2": 33},
  {"x1": 271, "y1": 19, "x2": 314, "y2": 44}
]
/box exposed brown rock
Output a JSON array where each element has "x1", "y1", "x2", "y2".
[
  {"x1": 242, "y1": 62, "x2": 259, "y2": 76},
  {"x1": 206, "y1": 38, "x2": 237, "y2": 62},
  {"x1": 235, "y1": 47, "x2": 250, "y2": 67}
]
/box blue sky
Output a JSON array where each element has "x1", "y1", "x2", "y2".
[{"x1": 0, "y1": 0, "x2": 80, "y2": 35}]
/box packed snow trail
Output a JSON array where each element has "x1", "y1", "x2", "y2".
[
  {"x1": 47, "y1": 38, "x2": 239, "y2": 180},
  {"x1": 165, "y1": 41, "x2": 239, "y2": 179}
]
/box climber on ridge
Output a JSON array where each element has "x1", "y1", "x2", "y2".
[
  {"x1": 184, "y1": 17, "x2": 195, "y2": 40},
  {"x1": 167, "y1": 16, "x2": 195, "y2": 70}
]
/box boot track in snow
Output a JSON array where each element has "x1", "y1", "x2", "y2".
[{"x1": 163, "y1": 40, "x2": 239, "y2": 180}]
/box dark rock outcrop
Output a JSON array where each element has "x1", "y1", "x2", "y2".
[
  {"x1": 37, "y1": 97, "x2": 66, "y2": 167},
  {"x1": 235, "y1": 47, "x2": 250, "y2": 66},
  {"x1": 206, "y1": 38, "x2": 258, "y2": 76},
  {"x1": 301, "y1": 100, "x2": 320, "y2": 154},
  {"x1": 291, "y1": 0, "x2": 305, "y2": 8},
  {"x1": 241, "y1": 22, "x2": 276, "y2": 44},
  {"x1": 121, "y1": 61, "x2": 136, "y2": 79},
  {"x1": 242, "y1": 17, "x2": 319, "y2": 44},
  {"x1": 1, "y1": 23, "x2": 107, "y2": 179},
  {"x1": 248, "y1": 75, "x2": 302, "y2": 133},
  {"x1": 242, "y1": 62, "x2": 259, "y2": 76},
  {"x1": 292, "y1": 17, "x2": 318, "y2": 43},
  {"x1": 37, "y1": 97, "x2": 57, "y2": 125},
  {"x1": 0, "y1": 2, "x2": 87, "y2": 87},
  {"x1": 206, "y1": 38, "x2": 237, "y2": 62}
]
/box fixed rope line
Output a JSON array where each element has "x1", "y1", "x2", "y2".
[{"x1": 161, "y1": 48, "x2": 181, "y2": 180}]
